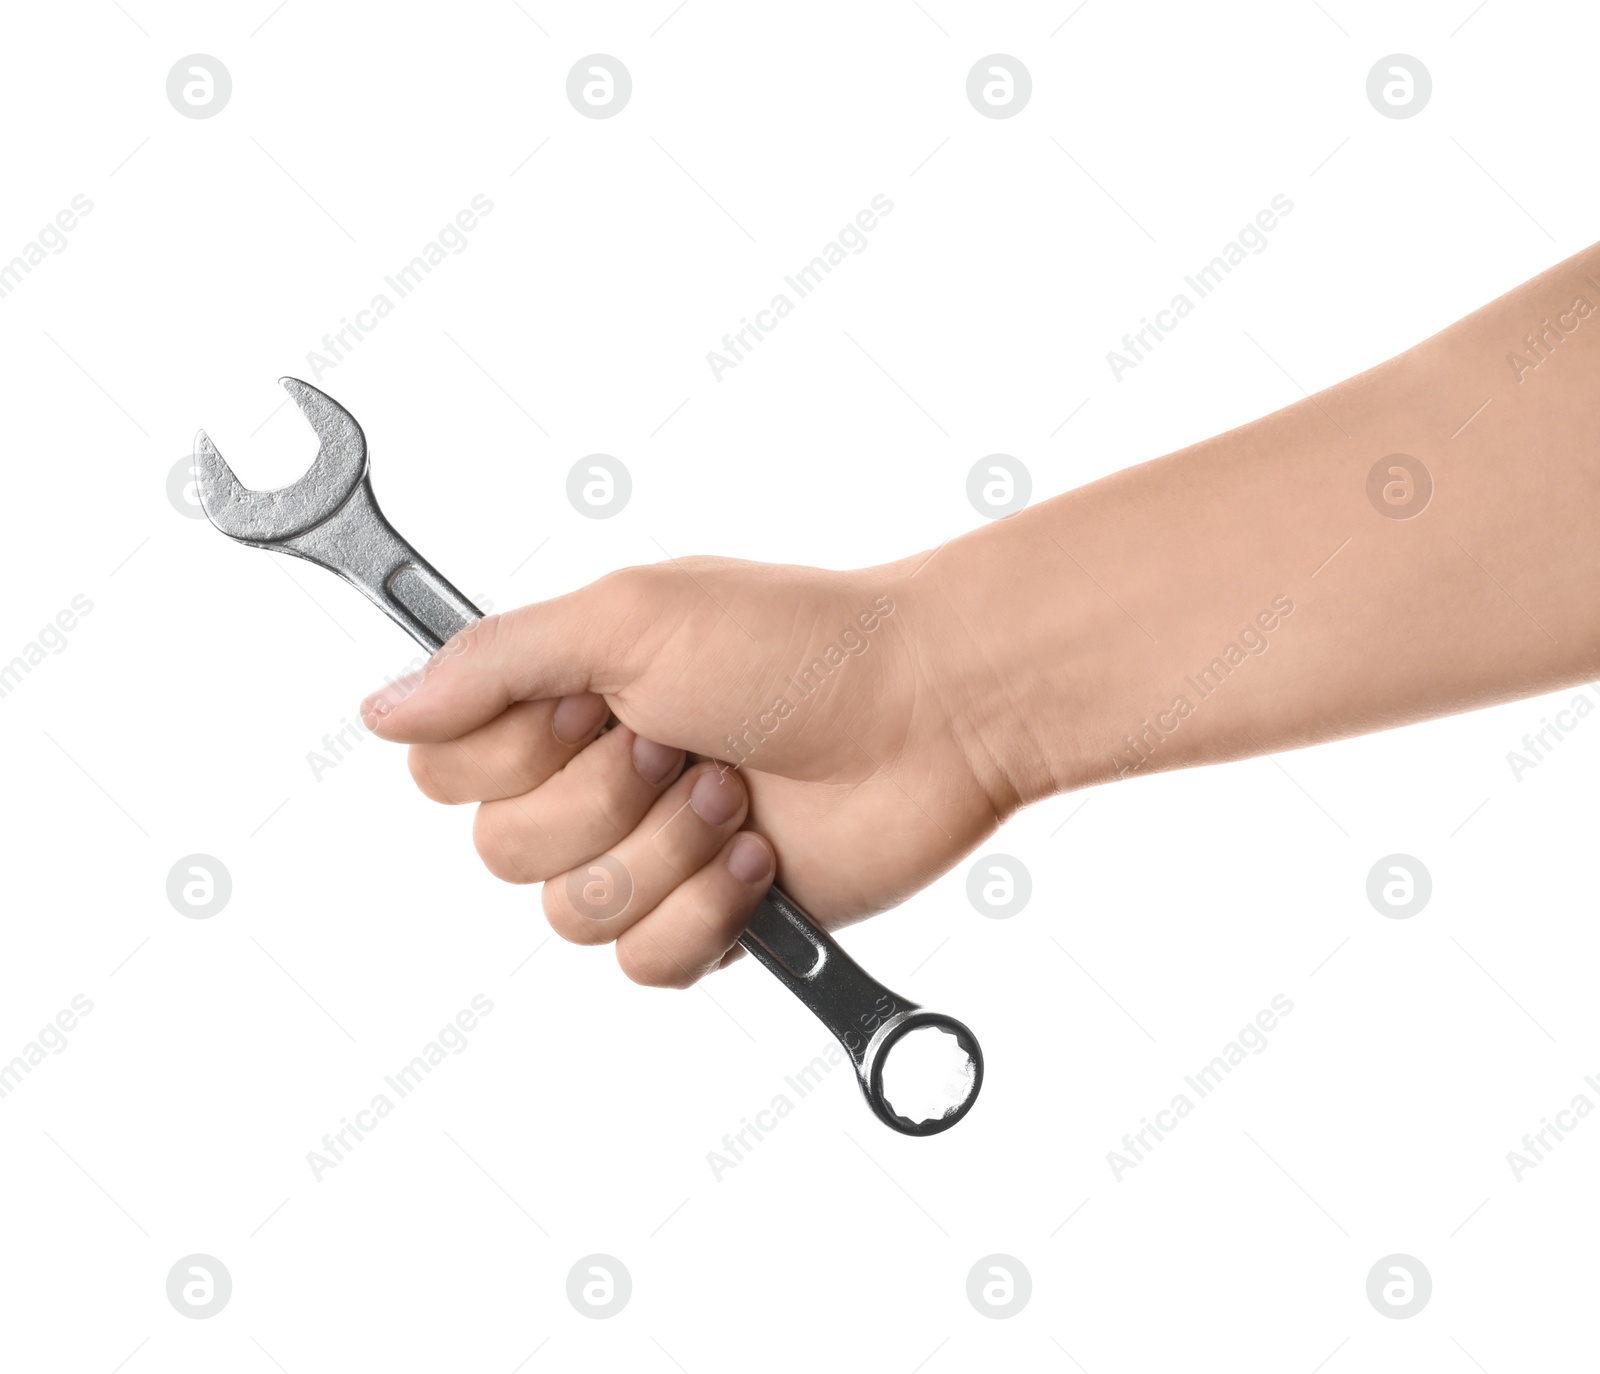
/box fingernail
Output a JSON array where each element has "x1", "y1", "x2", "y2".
[
  {"x1": 726, "y1": 832, "x2": 771, "y2": 885},
  {"x1": 359, "y1": 670, "x2": 424, "y2": 728},
  {"x1": 690, "y1": 767, "x2": 742, "y2": 825},
  {"x1": 632, "y1": 734, "x2": 682, "y2": 784},
  {"x1": 552, "y1": 694, "x2": 608, "y2": 746}
]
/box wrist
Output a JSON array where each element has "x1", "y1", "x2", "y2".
[{"x1": 886, "y1": 505, "x2": 1137, "y2": 814}]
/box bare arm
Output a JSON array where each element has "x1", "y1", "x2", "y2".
[
  {"x1": 364, "y1": 242, "x2": 1600, "y2": 985},
  {"x1": 933, "y1": 240, "x2": 1600, "y2": 808}
]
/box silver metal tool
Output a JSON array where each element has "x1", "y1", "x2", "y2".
[{"x1": 196, "y1": 378, "x2": 983, "y2": 1135}]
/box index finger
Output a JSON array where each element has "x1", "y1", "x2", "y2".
[{"x1": 358, "y1": 590, "x2": 637, "y2": 743}]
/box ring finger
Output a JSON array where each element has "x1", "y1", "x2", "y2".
[
  {"x1": 473, "y1": 725, "x2": 686, "y2": 883},
  {"x1": 542, "y1": 762, "x2": 749, "y2": 945}
]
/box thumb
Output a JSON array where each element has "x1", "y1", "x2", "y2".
[{"x1": 360, "y1": 573, "x2": 661, "y2": 743}]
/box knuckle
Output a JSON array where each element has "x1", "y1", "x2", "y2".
[
  {"x1": 674, "y1": 553, "x2": 729, "y2": 580},
  {"x1": 472, "y1": 609, "x2": 506, "y2": 645},
  {"x1": 406, "y1": 747, "x2": 452, "y2": 803},
  {"x1": 591, "y1": 759, "x2": 647, "y2": 835},
  {"x1": 616, "y1": 934, "x2": 695, "y2": 989},
  {"x1": 541, "y1": 879, "x2": 612, "y2": 946},
  {"x1": 471, "y1": 805, "x2": 538, "y2": 884},
  {"x1": 595, "y1": 564, "x2": 695, "y2": 658},
  {"x1": 598, "y1": 562, "x2": 659, "y2": 600},
  {"x1": 496, "y1": 735, "x2": 548, "y2": 798},
  {"x1": 464, "y1": 609, "x2": 505, "y2": 653},
  {"x1": 429, "y1": 612, "x2": 497, "y2": 677}
]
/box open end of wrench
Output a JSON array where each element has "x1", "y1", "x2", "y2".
[{"x1": 193, "y1": 378, "x2": 368, "y2": 544}]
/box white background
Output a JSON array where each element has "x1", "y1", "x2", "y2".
[{"x1": 1, "y1": 0, "x2": 1596, "y2": 1369}]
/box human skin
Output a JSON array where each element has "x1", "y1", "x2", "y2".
[{"x1": 361, "y1": 240, "x2": 1600, "y2": 988}]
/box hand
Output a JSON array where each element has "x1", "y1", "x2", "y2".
[
  {"x1": 360, "y1": 239, "x2": 1600, "y2": 991},
  {"x1": 359, "y1": 557, "x2": 1014, "y2": 988}
]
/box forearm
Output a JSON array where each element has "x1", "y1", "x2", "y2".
[{"x1": 912, "y1": 240, "x2": 1600, "y2": 807}]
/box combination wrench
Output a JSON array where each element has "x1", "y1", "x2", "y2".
[{"x1": 195, "y1": 378, "x2": 983, "y2": 1135}]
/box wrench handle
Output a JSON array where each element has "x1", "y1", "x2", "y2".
[
  {"x1": 387, "y1": 559, "x2": 482, "y2": 652},
  {"x1": 737, "y1": 887, "x2": 982, "y2": 1134},
  {"x1": 201, "y1": 377, "x2": 981, "y2": 1134},
  {"x1": 353, "y1": 519, "x2": 981, "y2": 1135},
  {"x1": 285, "y1": 479, "x2": 480, "y2": 652}
]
